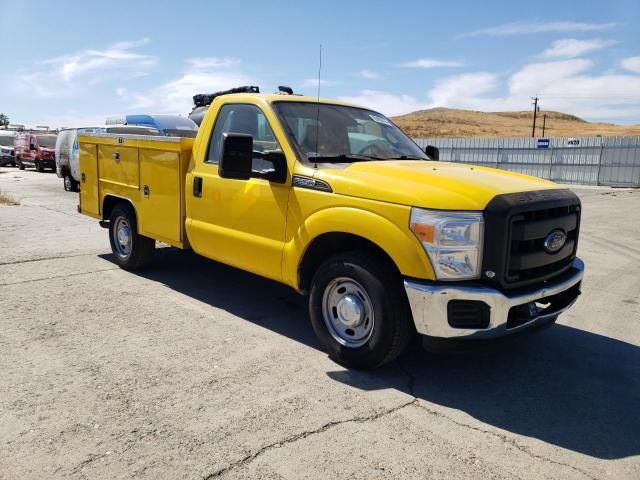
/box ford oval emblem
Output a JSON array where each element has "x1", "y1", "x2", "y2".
[{"x1": 544, "y1": 230, "x2": 567, "y2": 254}]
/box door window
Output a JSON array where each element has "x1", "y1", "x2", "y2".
[{"x1": 206, "y1": 104, "x2": 281, "y2": 169}]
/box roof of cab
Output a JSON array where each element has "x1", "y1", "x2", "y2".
[{"x1": 211, "y1": 93, "x2": 366, "y2": 110}]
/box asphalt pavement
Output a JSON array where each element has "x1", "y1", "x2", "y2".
[{"x1": 1, "y1": 166, "x2": 639, "y2": 479}]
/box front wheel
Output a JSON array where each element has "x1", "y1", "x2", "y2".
[
  {"x1": 18, "y1": 158, "x2": 25, "y2": 170},
  {"x1": 309, "y1": 251, "x2": 415, "y2": 369},
  {"x1": 108, "y1": 203, "x2": 155, "y2": 270},
  {"x1": 35, "y1": 160, "x2": 43, "y2": 172}
]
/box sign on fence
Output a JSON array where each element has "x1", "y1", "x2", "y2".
[{"x1": 537, "y1": 138, "x2": 550, "y2": 149}]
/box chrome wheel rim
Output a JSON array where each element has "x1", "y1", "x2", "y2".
[
  {"x1": 112, "y1": 216, "x2": 132, "y2": 258},
  {"x1": 321, "y1": 277, "x2": 374, "y2": 348}
]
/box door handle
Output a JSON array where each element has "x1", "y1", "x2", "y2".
[
  {"x1": 143, "y1": 185, "x2": 150, "y2": 198},
  {"x1": 193, "y1": 177, "x2": 203, "y2": 198}
]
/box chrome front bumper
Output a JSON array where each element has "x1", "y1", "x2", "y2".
[{"x1": 404, "y1": 258, "x2": 584, "y2": 339}]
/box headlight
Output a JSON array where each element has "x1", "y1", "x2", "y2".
[{"x1": 410, "y1": 208, "x2": 484, "y2": 280}]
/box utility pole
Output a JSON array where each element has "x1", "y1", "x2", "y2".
[
  {"x1": 531, "y1": 96, "x2": 539, "y2": 138},
  {"x1": 542, "y1": 114, "x2": 547, "y2": 137}
]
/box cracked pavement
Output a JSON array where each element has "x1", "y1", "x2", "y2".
[{"x1": 1, "y1": 167, "x2": 639, "y2": 479}]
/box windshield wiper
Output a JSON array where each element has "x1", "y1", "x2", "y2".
[
  {"x1": 383, "y1": 155, "x2": 426, "y2": 160},
  {"x1": 309, "y1": 154, "x2": 380, "y2": 163}
]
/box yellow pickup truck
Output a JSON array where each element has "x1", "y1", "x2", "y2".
[{"x1": 78, "y1": 87, "x2": 584, "y2": 368}]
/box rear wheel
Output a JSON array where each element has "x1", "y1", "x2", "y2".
[
  {"x1": 35, "y1": 160, "x2": 43, "y2": 172},
  {"x1": 309, "y1": 251, "x2": 415, "y2": 369},
  {"x1": 108, "y1": 203, "x2": 155, "y2": 270},
  {"x1": 63, "y1": 174, "x2": 75, "y2": 192}
]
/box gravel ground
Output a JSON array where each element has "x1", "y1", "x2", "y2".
[{"x1": 1, "y1": 166, "x2": 639, "y2": 480}]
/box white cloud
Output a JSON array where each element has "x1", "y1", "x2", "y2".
[
  {"x1": 400, "y1": 59, "x2": 464, "y2": 69},
  {"x1": 428, "y1": 59, "x2": 640, "y2": 119},
  {"x1": 621, "y1": 56, "x2": 640, "y2": 74},
  {"x1": 301, "y1": 78, "x2": 341, "y2": 88},
  {"x1": 360, "y1": 69, "x2": 379, "y2": 79},
  {"x1": 119, "y1": 57, "x2": 252, "y2": 114},
  {"x1": 41, "y1": 38, "x2": 156, "y2": 82},
  {"x1": 461, "y1": 20, "x2": 617, "y2": 37},
  {"x1": 542, "y1": 38, "x2": 616, "y2": 58},
  {"x1": 185, "y1": 57, "x2": 241, "y2": 69},
  {"x1": 428, "y1": 73, "x2": 499, "y2": 108},
  {"x1": 339, "y1": 90, "x2": 427, "y2": 117},
  {"x1": 13, "y1": 38, "x2": 157, "y2": 98},
  {"x1": 345, "y1": 57, "x2": 640, "y2": 120}
]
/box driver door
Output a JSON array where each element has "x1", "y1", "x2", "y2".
[{"x1": 187, "y1": 103, "x2": 290, "y2": 281}]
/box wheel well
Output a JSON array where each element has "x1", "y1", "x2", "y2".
[
  {"x1": 298, "y1": 232, "x2": 399, "y2": 292},
  {"x1": 102, "y1": 196, "x2": 136, "y2": 223}
]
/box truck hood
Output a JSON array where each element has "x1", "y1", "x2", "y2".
[{"x1": 314, "y1": 160, "x2": 559, "y2": 211}]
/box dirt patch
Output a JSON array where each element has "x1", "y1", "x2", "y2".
[{"x1": 0, "y1": 192, "x2": 19, "y2": 205}]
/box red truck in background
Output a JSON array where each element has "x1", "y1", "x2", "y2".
[{"x1": 15, "y1": 132, "x2": 58, "y2": 172}]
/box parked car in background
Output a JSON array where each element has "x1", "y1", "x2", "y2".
[
  {"x1": 15, "y1": 133, "x2": 58, "y2": 172},
  {"x1": 0, "y1": 131, "x2": 16, "y2": 167},
  {"x1": 105, "y1": 114, "x2": 198, "y2": 137},
  {"x1": 56, "y1": 125, "x2": 163, "y2": 192}
]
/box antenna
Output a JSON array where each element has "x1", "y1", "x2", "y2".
[{"x1": 314, "y1": 44, "x2": 322, "y2": 167}]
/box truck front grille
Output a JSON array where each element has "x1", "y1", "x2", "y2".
[
  {"x1": 507, "y1": 203, "x2": 580, "y2": 284},
  {"x1": 482, "y1": 189, "x2": 581, "y2": 290}
]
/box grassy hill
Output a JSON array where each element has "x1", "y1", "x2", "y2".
[{"x1": 391, "y1": 107, "x2": 640, "y2": 138}]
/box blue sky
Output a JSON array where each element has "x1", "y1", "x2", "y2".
[{"x1": 1, "y1": 0, "x2": 639, "y2": 127}]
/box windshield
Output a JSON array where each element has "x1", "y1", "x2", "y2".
[
  {"x1": 0, "y1": 136, "x2": 14, "y2": 147},
  {"x1": 273, "y1": 102, "x2": 427, "y2": 163},
  {"x1": 37, "y1": 135, "x2": 57, "y2": 148}
]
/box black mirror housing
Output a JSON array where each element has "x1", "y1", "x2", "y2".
[
  {"x1": 258, "y1": 151, "x2": 286, "y2": 183},
  {"x1": 219, "y1": 133, "x2": 253, "y2": 180},
  {"x1": 425, "y1": 145, "x2": 439, "y2": 160}
]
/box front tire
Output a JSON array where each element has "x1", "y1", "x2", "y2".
[
  {"x1": 18, "y1": 158, "x2": 25, "y2": 170},
  {"x1": 108, "y1": 203, "x2": 155, "y2": 270},
  {"x1": 35, "y1": 160, "x2": 43, "y2": 172},
  {"x1": 309, "y1": 251, "x2": 415, "y2": 369}
]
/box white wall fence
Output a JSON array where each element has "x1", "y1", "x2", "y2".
[{"x1": 413, "y1": 136, "x2": 640, "y2": 187}]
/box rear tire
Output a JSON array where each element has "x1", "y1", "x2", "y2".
[
  {"x1": 108, "y1": 203, "x2": 155, "y2": 271},
  {"x1": 308, "y1": 251, "x2": 415, "y2": 369},
  {"x1": 63, "y1": 174, "x2": 73, "y2": 192},
  {"x1": 35, "y1": 160, "x2": 43, "y2": 172}
]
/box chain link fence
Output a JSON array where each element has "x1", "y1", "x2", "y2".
[{"x1": 413, "y1": 136, "x2": 640, "y2": 187}]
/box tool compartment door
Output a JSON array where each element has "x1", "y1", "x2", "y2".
[
  {"x1": 138, "y1": 148, "x2": 182, "y2": 246},
  {"x1": 98, "y1": 145, "x2": 139, "y2": 188},
  {"x1": 79, "y1": 141, "x2": 100, "y2": 217}
]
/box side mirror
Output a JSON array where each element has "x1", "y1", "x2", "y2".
[
  {"x1": 425, "y1": 145, "x2": 439, "y2": 160},
  {"x1": 259, "y1": 151, "x2": 287, "y2": 183},
  {"x1": 219, "y1": 133, "x2": 252, "y2": 180}
]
